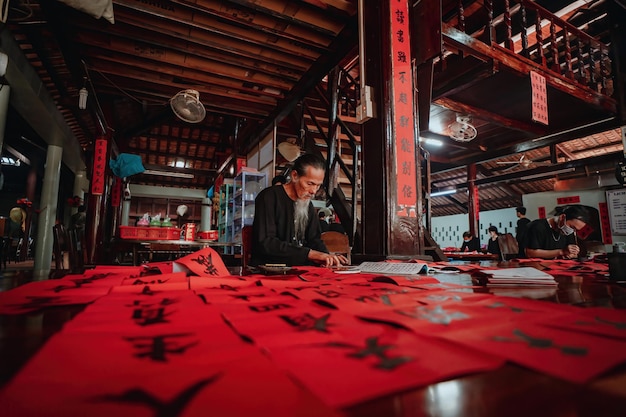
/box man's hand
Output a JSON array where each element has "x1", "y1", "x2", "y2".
[
  {"x1": 308, "y1": 250, "x2": 349, "y2": 266},
  {"x1": 562, "y1": 244, "x2": 580, "y2": 258}
]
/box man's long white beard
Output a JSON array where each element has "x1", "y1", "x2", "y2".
[{"x1": 294, "y1": 199, "x2": 310, "y2": 244}]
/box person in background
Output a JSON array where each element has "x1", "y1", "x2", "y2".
[
  {"x1": 460, "y1": 231, "x2": 480, "y2": 252},
  {"x1": 8, "y1": 205, "x2": 25, "y2": 239},
  {"x1": 318, "y1": 210, "x2": 330, "y2": 233},
  {"x1": 251, "y1": 153, "x2": 348, "y2": 267},
  {"x1": 515, "y1": 206, "x2": 531, "y2": 258},
  {"x1": 70, "y1": 205, "x2": 87, "y2": 232},
  {"x1": 525, "y1": 205, "x2": 588, "y2": 259},
  {"x1": 486, "y1": 226, "x2": 501, "y2": 256}
]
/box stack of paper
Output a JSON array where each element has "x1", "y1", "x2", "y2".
[
  {"x1": 357, "y1": 262, "x2": 429, "y2": 275},
  {"x1": 480, "y1": 267, "x2": 557, "y2": 286}
]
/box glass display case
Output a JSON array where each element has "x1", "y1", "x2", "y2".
[
  {"x1": 231, "y1": 171, "x2": 267, "y2": 247},
  {"x1": 217, "y1": 180, "x2": 234, "y2": 245}
]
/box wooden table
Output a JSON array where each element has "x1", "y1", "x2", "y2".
[
  {"x1": 114, "y1": 239, "x2": 241, "y2": 265},
  {"x1": 444, "y1": 251, "x2": 500, "y2": 261},
  {"x1": 1, "y1": 261, "x2": 625, "y2": 416}
]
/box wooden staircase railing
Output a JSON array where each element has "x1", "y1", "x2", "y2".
[{"x1": 446, "y1": 0, "x2": 613, "y2": 97}]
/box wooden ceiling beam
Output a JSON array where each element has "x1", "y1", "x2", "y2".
[
  {"x1": 434, "y1": 98, "x2": 546, "y2": 135},
  {"x1": 80, "y1": 42, "x2": 294, "y2": 93},
  {"x1": 105, "y1": 8, "x2": 314, "y2": 71},
  {"x1": 174, "y1": 0, "x2": 343, "y2": 40},
  {"x1": 85, "y1": 54, "x2": 284, "y2": 105},
  {"x1": 432, "y1": 116, "x2": 619, "y2": 172},
  {"x1": 89, "y1": 74, "x2": 275, "y2": 119},
  {"x1": 114, "y1": 0, "x2": 329, "y2": 58},
  {"x1": 71, "y1": 25, "x2": 303, "y2": 84}
]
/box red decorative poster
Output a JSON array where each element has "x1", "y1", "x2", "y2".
[
  {"x1": 472, "y1": 186, "x2": 480, "y2": 222},
  {"x1": 538, "y1": 206, "x2": 546, "y2": 219},
  {"x1": 557, "y1": 196, "x2": 580, "y2": 205},
  {"x1": 111, "y1": 177, "x2": 122, "y2": 207},
  {"x1": 91, "y1": 138, "x2": 107, "y2": 196},
  {"x1": 390, "y1": 0, "x2": 417, "y2": 217},
  {"x1": 530, "y1": 71, "x2": 548, "y2": 125}
]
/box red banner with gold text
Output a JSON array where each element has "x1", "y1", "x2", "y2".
[
  {"x1": 91, "y1": 138, "x2": 107, "y2": 195},
  {"x1": 390, "y1": 0, "x2": 417, "y2": 217}
]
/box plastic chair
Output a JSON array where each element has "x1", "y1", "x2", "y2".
[
  {"x1": 497, "y1": 233, "x2": 519, "y2": 261},
  {"x1": 320, "y1": 231, "x2": 351, "y2": 264}
]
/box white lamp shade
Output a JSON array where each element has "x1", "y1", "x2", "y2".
[{"x1": 277, "y1": 141, "x2": 301, "y2": 162}]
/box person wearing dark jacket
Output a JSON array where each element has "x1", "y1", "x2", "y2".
[
  {"x1": 525, "y1": 205, "x2": 588, "y2": 259},
  {"x1": 515, "y1": 206, "x2": 531, "y2": 258},
  {"x1": 251, "y1": 154, "x2": 348, "y2": 267},
  {"x1": 460, "y1": 231, "x2": 480, "y2": 252},
  {"x1": 487, "y1": 226, "x2": 501, "y2": 256}
]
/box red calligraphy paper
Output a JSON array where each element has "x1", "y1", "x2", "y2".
[
  {"x1": 91, "y1": 138, "x2": 107, "y2": 195},
  {"x1": 189, "y1": 275, "x2": 257, "y2": 290},
  {"x1": 267, "y1": 328, "x2": 503, "y2": 408},
  {"x1": 357, "y1": 302, "x2": 497, "y2": 336},
  {"x1": 0, "y1": 347, "x2": 339, "y2": 417},
  {"x1": 439, "y1": 322, "x2": 626, "y2": 383},
  {"x1": 535, "y1": 307, "x2": 626, "y2": 341},
  {"x1": 195, "y1": 287, "x2": 286, "y2": 306},
  {"x1": 0, "y1": 280, "x2": 111, "y2": 314},
  {"x1": 223, "y1": 305, "x2": 388, "y2": 349},
  {"x1": 173, "y1": 247, "x2": 230, "y2": 277}
]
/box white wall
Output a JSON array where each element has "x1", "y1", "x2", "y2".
[
  {"x1": 431, "y1": 188, "x2": 626, "y2": 252},
  {"x1": 431, "y1": 207, "x2": 517, "y2": 250}
]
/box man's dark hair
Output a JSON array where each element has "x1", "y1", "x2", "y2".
[
  {"x1": 558, "y1": 205, "x2": 589, "y2": 223},
  {"x1": 272, "y1": 175, "x2": 287, "y2": 186},
  {"x1": 292, "y1": 153, "x2": 326, "y2": 176},
  {"x1": 319, "y1": 211, "x2": 326, "y2": 219},
  {"x1": 462, "y1": 231, "x2": 472, "y2": 238},
  {"x1": 488, "y1": 226, "x2": 498, "y2": 233},
  {"x1": 516, "y1": 206, "x2": 526, "y2": 215}
]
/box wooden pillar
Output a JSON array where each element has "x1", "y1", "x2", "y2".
[
  {"x1": 361, "y1": 0, "x2": 420, "y2": 258},
  {"x1": 608, "y1": 0, "x2": 626, "y2": 123},
  {"x1": 33, "y1": 144, "x2": 63, "y2": 279},
  {"x1": 21, "y1": 162, "x2": 38, "y2": 261},
  {"x1": 467, "y1": 163, "x2": 480, "y2": 242}
]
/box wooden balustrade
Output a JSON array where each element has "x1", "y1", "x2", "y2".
[{"x1": 450, "y1": 0, "x2": 613, "y2": 97}]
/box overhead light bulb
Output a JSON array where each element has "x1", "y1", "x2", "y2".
[{"x1": 79, "y1": 87, "x2": 88, "y2": 110}]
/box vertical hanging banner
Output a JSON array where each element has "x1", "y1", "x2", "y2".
[
  {"x1": 91, "y1": 138, "x2": 107, "y2": 196},
  {"x1": 390, "y1": 0, "x2": 417, "y2": 217},
  {"x1": 530, "y1": 71, "x2": 548, "y2": 125},
  {"x1": 111, "y1": 177, "x2": 122, "y2": 207}
]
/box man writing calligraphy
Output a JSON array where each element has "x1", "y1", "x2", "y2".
[{"x1": 251, "y1": 154, "x2": 348, "y2": 267}]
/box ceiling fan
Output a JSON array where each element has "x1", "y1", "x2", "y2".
[
  {"x1": 170, "y1": 89, "x2": 206, "y2": 123},
  {"x1": 496, "y1": 153, "x2": 553, "y2": 171},
  {"x1": 448, "y1": 114, "x2": 477, "y2": 142}
]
